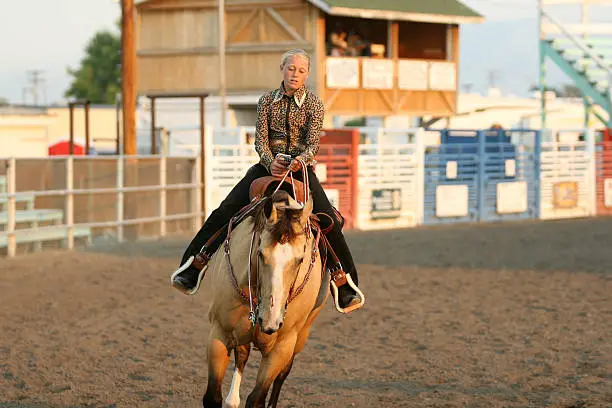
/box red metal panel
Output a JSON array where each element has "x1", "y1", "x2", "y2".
[
  {"x1": 314, "y1": 129, "x2": 359, "y2": 229},
  {"x1": 596, "y1": 130, "x2": 612, "y2": 215}
]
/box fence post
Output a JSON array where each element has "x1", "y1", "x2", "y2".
[
  {"x1": 204, "y1": 124, "x2": 214, "y2": 219},
  {"x1": 192, "y1": 157, "x2": 201, "y2": 234},
  {"x1": 7, "y1": 158, "x2": 16, "y2": 257},
  {"x1": 159, "y1": 155, "x2": 167, "y2": 237},
  {"x1": 534, "y1": 129, "x2": 542, "y2": 220},
  {"x1": 415, "y1": 128, "x2": 426, "y2": 226},
  {"x1": 116, "y1": 156, "x2": 124, "y2": 242},
  {"x1": 586, "y1": 127, "x2": 597, "y2": 216},
  {"x1": 477, "y1": 130, "x2": 486, "y2": 222},
  {"x1": 65, "y1": 157, "x2": 74, "y2": 249}
]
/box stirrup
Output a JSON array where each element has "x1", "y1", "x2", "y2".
[
  {"x1": 329, "y1": 268, "x2": 365, "y2": 314},
  {"x1": 170, "y1": 255, "x2": 208, "y2": 296}
]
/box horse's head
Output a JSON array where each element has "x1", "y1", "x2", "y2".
[{"x1": 253, "y1": 189, "x2": 313, "y2": 334}]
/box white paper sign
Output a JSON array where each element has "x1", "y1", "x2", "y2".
[
  {"x1": 446, "y1": 161, "x2": 458, "y2": 179},
  {"x1": 326, "y1": 58, "x2": 359, "y2": 89},
  {"x1": 436, "y1": 185, "x2": 469, "y2": 217},
  {"x1": 505, "y1": 159, "x2": 516, "y2": 177},
  {"x1": 497, "y1": 181, "x2": 528, "y2": 214},
  {"x1": 315, "y1": 163, "x2": 327, "y2": 183},
  {"x1": 398, "y1": 60, "x2": 428, "y2": 90},
  {"x1": 325, "y1": 189, "x2": 340, "y2": 208},
  {"x1": 429, "y1": 62, "x2": 456, "y2": 91},
  {"x1": 605, "y1": 179, "x2": 612, "y2": 208},
  {"x1": 362, "y1": 59, "x2": 394, "y2": 89}
]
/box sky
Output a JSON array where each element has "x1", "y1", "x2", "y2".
[{"x1": 0, "y1": 0, "x2": 607, "y2": 105}]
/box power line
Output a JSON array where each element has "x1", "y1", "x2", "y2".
[{"x1": 23, "y1": 70, "x2": 46, "y2": 106}]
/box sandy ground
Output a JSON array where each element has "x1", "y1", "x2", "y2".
[{"x1": 1, "y1": 217, "x2": 612, "y2": 408}]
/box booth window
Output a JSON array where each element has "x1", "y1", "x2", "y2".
[{"x1": 398, "y1": 21, "x2": 448, "y2": 60}]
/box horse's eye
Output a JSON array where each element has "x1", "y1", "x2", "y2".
[{"x1": 296, "y1": 256, "x2": 304, "y2": 264}]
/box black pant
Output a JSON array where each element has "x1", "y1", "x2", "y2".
[{"x1": 181, "y1": 164, "x2": 358, "y2": 285}]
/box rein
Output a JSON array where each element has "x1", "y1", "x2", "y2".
[{"x1": 222, "y1": 159, "x2": 320, "y2": 323}]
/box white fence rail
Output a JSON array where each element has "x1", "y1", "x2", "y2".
[
  {"x1": 0, "y1": 155, "x2": 201, "y2": 257},
  {"x1": 1, "y1": 126, "x2": 605, "y2": 258}
]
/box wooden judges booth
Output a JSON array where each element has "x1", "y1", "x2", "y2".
[{"x1": 135, "y1": 0, "x2": 483, "y2": 118}]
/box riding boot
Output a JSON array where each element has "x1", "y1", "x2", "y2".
[
  {"x1": 171, "y1": 164, "x2": 270, "y2": 294},
  {"x1": 324, "y1": 225, "x2": 363, "y2": 311},
  {"x1": 299, "y1": 167, "x2": 364, "y2": 313}
]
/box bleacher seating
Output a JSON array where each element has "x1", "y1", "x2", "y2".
[{"x1": 0, "y1": 175, "x2": 92, "y2": 253}]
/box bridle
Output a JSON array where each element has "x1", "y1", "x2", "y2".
[{"x1": 221, "y1": 158, "x2": 322, "y2": 327}]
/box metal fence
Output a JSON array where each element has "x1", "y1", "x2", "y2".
[{"x1": 0, "y1": 155, "x2": 201, "y2": 257}]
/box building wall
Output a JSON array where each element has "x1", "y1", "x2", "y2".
[
  {"x1": 47, "y1": 106, "x2": 120, "y2": 154},
  {"x1": 0, "y1": 112, "x2": 54, "y2": 158}
]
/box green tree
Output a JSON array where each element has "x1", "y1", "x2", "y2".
[{"x1": 64, "y1": 27, "x2": 121, "y2": 104}]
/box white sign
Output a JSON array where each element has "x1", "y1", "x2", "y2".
[
  {"x1": 325, "y1": 189, "x2": 340, "y2": 208},
  {"x1": 436, "y1": 185, "x2": 469, "y2": 217},
  {"x1": 429, "y1": 62, "x2": 456, "y2": 91},
  {"x1": 505, "y1": 159, "x2": 516, "y2": 177},
  {"x1": 315, "y1": 163, "x2": 327, "y2": 183},
  {"x1": 326, "y1": 58, "x2": 359, "y2": 89},
  {"x1": 446, "y1": 161, "x2": 458, "y2": 179},
  {"x1": 362, "y1": 59, "x2": 394, "y2": 89},
  {"x1": 398, "y1": 60, "x2": 428, "y2": 90},
  {"x1": 497, "y1": 181, "x2": 528, "y2": 214},
  {"x1": 605, "y1": 179, "x2": 612, "y2": 207}
]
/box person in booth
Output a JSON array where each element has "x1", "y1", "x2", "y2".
[{"x1": 170, "y1": 49, "x2": 364, "y2": 313}]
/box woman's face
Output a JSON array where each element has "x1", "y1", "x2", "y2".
[{"x1": 281, "y1": 55, "x2": 309, "y2": 93}]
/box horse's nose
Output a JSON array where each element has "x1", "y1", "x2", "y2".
[{"x1": 278, "y1": 322, "x2": 283, "y2": 329}]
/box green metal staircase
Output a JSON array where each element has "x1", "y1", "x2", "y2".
[{"x1": 539, "y1": 9, "x2": 612, "y2": 127}]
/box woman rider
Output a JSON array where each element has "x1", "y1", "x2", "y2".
[{"x1": 170, "y1": 49, "x2": 363, "y2": 313}]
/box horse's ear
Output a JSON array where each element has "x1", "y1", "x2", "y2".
[
  {"x1": 263, "y1": 197, "x2": 278, "y2": 223},
  {"x1": 300, "y1": 195, "x2": 314, "y2": 225}
]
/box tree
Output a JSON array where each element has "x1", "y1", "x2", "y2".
[
  {"x1": 64, "y1": 26, "x2": 121, "y2": 104},
  {"x1": 0, "y1": 97, "x2": 8, "y2": 106}
]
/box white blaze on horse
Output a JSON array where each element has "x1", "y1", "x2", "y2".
[{"x1": 195, "y1": 163, "x2": 364, "y2": 408}]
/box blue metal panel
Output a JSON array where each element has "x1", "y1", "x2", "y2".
[
  {"x1": 423, "y1": 129, "x2": 541, "y2": 225},
  {"x1": 478, "y1": 129, "x2": 541, "y2": 222},
  {"x1": 423, "y1": 130, "x2": 480, "y2": 225}
]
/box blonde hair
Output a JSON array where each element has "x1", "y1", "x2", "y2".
[{"x1": 280, "y1": 49, "x2": 311, "y2": 70}]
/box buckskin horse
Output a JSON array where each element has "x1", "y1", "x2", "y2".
[{"x1": 193, "y1": 161, "x2": 364, "y2": 407}]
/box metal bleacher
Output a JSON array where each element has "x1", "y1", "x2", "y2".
[{"x1": 0, "y1": 175, "x2": 92, "y2": 253}]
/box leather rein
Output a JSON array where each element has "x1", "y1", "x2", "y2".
[{"x1": 221, "y1": 160, "x2": 325, "y2": 319}]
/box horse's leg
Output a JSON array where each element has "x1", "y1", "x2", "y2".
[
  {"x1": 203, "y1": 325, "x2": 231, "y2": 408},
  {"x1": 224, "y1": 344, "x2": 251, "y2": 408},
  {"x1": 245, "y1": 337, "x2": 296, "y2": 408},
  {"x1": 266, "y1": 355, "x2": 295, "y2": 408}
]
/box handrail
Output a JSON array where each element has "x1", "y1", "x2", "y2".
[{"x1": 543, "y1": 11, "x2": 612, "y2": 77}]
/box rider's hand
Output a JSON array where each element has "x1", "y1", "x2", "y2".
[
  {"x1": 270, "y1": 158, "x2": 288, "y2": 177},
  {"x1": 288, "y1": 160, "x2": 301, "y2": 172}
]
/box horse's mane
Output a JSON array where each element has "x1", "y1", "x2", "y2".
[{"x1": 252, "y1": 191, "x2": 303, "y2": 245}]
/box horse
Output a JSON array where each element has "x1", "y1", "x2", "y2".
[{"x1": 201, "y1": 171, "x2": 331, "y2": 408}]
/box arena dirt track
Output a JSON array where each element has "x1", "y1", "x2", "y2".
[{"x1": 1, "y1": 217, "x2": 612, "y2": 407}]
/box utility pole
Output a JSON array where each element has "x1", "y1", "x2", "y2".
[
  {"x1": 219, "y1": 0, "x2": 227, "y2": 126},
  {"x1": 24, "y1": 70, "x2": 45, "y2": 106},
  {"x1": 121, "y1": 0, "x2": 137, "y2": 155}
]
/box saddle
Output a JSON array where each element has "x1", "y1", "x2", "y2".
[
  {"x1": 249, "y1": 176, "x2": 306, "y2": 203},
  {"x1": 191, "y1": 164, "x2": 361, "y2": 313}
]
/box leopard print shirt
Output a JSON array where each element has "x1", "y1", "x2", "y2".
[{"x1": 254, "y1": 82, "x2": 325, "y2": 172}]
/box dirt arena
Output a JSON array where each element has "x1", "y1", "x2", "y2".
[{"x1": 1, "y1": 217, "x2": 612, "y2": 408}]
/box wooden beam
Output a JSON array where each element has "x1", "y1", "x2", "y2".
[
  {"x1": 265, "y1": 7, "x2": 304, "y2": 41},
  {"x1": 227, "y1": 9, "x2": 258, "y2": 44},
  {"x1": 140, "y1": 0, "x2": 300, "y2": 10},
  {"x1": 122, "y1": 0, "x2": 137, "y2": 156},
  {"x1": 137, "y1": 42, "x2": 312, "y2": 58}
]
